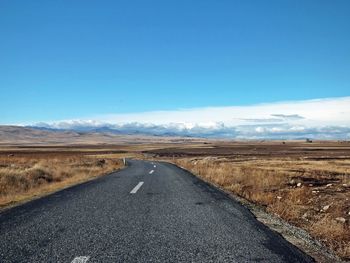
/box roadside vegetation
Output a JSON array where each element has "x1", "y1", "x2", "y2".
[
  {"x1": 1, "y1": 141, "x2": 349, "y2": 260},
  {"x1": 0, "y1": 154, "x2": 124, "y2": 208},
  {"x1": 172, "y1": 156, "x2": 350, "y2": 260}
]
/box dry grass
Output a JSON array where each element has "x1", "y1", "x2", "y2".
[
  {"x1": 0, "y1": 154, "x2": 124, "y2": 208},
  {"x1": 1, "y1": 141, "x2": 350, "y2": 259},
  {"x1": 172, "y1": 157, "x2": 350, "y2": 260}
]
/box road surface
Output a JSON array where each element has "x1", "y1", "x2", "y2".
[{"x1": 0, "y1": 160, "x2": 313, "y2": 262}]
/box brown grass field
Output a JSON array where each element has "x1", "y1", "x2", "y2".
[
  {"x1": 0, "y1": 140, "x2": 349, "y2": 260},
  {"x1": 0, "y1": 148, "x2": 127, "y2": 209},
  {"x1": 147, "y1": 140, "x2": 350, "y2": 260}
]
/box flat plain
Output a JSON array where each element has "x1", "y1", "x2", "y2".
[
  {"x1": 147, "y1": 140, "x2": 350, "y2": 260},
  {"x1": 0, "y1": 139, "x2": 349, "y2": 261}
]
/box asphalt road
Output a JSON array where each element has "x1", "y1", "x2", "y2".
[{"x1": 0, "y1": 160, "x2": 314, "y2": 263}]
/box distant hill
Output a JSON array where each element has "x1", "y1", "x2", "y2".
[{"x1": 0, "y1": 126, "x2": 202, "y2": 146}]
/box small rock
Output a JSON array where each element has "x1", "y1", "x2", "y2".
[
  {"x1": 276, "y1": 196, "x2": 282, "y2": 200},
  {"x1": 289, "y1": 179, "x2": 296, "y2": 185},
  {"x1": 309, "y1": 184, "x2": 313, "y2": 187},
  {"x1": 326, "y1": 183, "x2": 332, "y2": 187},
  {"x1": 297, "y1": 182, "x2": 302, "y2": 187},
  {"x1": 312, "y1": 190, "x2": 319, "y2": 194},
  {"x1": 343, "y1": 184, "x2": 348, "y2": 187},
  {"x1": 322, "y1": 205, "x2": 330, "y2": 212},
  {"x1": 302, "y1": 212, "x2": 308, "y2": 219},
  {"x1": 348, "y1": 211, "x2": 350, "y2": 215},
  {"x1": 335, "y1": 217, "x2": 346, "y2": 223},
  {"x1": 96, "y1": 159, "x2": 106, "y2": 167}
]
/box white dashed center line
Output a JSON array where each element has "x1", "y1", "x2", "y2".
[
  {"x1": 130, "y1": 182, "x2": 144, "y2": 194},
  {"x1": 71, "y1": 256, "x2": 90, "y2": 263},
  {"x1": 149, "y1": 170, "x2": 154, "y2": 174}
]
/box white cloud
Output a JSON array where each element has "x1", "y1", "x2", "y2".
[{"x1": 33, "y1": 97, "x2": 350, "y2": 139}]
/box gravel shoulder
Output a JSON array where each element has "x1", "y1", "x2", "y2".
[{"x1": 171, "y1": 162, "x2": 345, "y2": 263}]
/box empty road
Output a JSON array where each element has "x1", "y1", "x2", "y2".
[{"x1": 0, "y1": 160, "x2": 313, "y2": 262}]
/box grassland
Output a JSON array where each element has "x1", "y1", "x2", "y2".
[
  {"x1": 0, "y1": 142, "x2": 197, "y2": 209},
  {"x1": 1, "y1": 139, "x2": 349, "y2": 260},
  {"x1": 148, "y1": 141, "x2": 350, "y2": 260},
  {"x1": 0, "y1": 150, "x2": 125, "y2": 209}
]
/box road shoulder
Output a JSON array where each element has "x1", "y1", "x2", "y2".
[{"x1": 167, "y1": 161, "x2": 343, "y2": 263}]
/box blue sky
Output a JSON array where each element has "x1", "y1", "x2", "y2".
[{"x1": 1, "y1": 0, "x2": 350, "y2": 127}]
